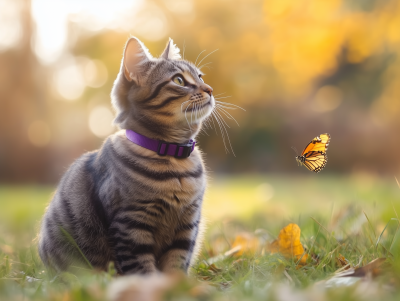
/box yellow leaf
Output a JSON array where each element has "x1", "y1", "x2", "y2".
[
  {"x1": 231, "y1": 233, "x2": 260, "y2": 257},
  {"x1": 267, "y1": 223, "x2": 308, "y2": 265}
]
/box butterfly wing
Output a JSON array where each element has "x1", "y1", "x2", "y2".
[
  {"x1": 298, "y1": 133, "x2": 330, "y2": 173},
  {"x1": 300, "y1": 133, "x2": 330, "y2": 156},
  {"x1": 302, "y1": 151, "x2": 327, "y2": 173}
]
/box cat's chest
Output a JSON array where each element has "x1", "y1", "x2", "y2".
[
  {"x1": 154, "y1": 174, "x2": 205, "y2": 205},
  {"x1": 108, "y1": 135, "x2": 206, "y2": 207}
]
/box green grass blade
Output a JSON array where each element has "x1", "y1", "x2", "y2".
[
  {"x1": 363, "y1": 210, "x2": 376, "y2": 239},
  {"x1": 375, "y1": 220, "x2": 390, "y2": 250},
  {"x1": 59, "y1": 227, "x2": 93, "y2": 269}
]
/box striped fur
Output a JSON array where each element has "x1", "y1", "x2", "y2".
[{"x1": 38, "y1": 37, "x2": 214, "y2": 275}]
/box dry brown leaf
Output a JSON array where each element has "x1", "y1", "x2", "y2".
[
  {"x1": 267, "y1": 223, "x2": 308, "y2": 265},
  {"x1": 208, "y1": 263, "x2": 222, "y2": 273},
  {"x1": 336, "y1": 253, "x2": 351, "y2": 269},
  {"x1": 231, "y1": 233, "x2": 260, "y2": 257},
  {"x1": 348, "y1": 258, "x2": 386, "y2": 278}
]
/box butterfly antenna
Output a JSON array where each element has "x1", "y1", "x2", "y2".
[{"x1": 291, "y1": 146, "x2": 298, "y2": 156}]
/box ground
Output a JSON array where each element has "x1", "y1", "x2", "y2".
[{"x1": 1, "y1": 174, "x2": 400, "y2": 300}]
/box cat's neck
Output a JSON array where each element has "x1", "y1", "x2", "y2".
[{"x1": 124, "y1": 119, "x2": 200, "y2": 144}]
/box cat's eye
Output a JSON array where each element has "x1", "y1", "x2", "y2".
[
  {"x1": 173, "y1": 76, "x2": 185, "y2": 86},
  {"x1": 199, "y1": 75, "x2": 204, "y2": 82}
]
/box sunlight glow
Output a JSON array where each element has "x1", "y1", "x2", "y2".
[
  {"x1": 0, "y1": 0, "x2": 23, "y2": 52},
  {"x1": 31, "y1": 0, "x2": 69, "y2": 64},
  {"x1": 164, "y1": 0, "x2": 194, "y2": 15},
  {"x1": 88, "y1": 106, "x2": 115, "y2": 138},
  {"x1": 31, "y1": 0, "x2": 143, "y2": 63},
  {"x1": 132, "y1": 6, "x2": 168, "y2": 41},
  {"x1": 83, "y1": 59, "x2": 108, "y2": 88},
  {"x1": 53, "y1": 61, "x2": 85, "y2": 101},
  {"x1": 312, "y1": 85, "x2": 343, "y2": 112},
  {"x1": 255, "y1": 183, "x2": 274, "y2": 202}
]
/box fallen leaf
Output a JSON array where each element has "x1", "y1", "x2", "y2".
[
  {"x1": 207, "y1": 245, "x2": 242, "y2": 264},
  {"x1": 336, "y1": 253, "x2": 351, "y2": 269},
  {"x1": 343, "y1": 258, "x2": 386, "y2": 278},
  {"x1": 231, "y1": 233, "x2": 260, "y2": 257},
  {"x1": 208, "y1": 263, "x2": 222, "y2": 273},
  {"x1": 324, "y1": 258, "x2": 388, "y2": 289},
  {"x1": 267, "y1": 223, "x2": 308, "y2": 265}
]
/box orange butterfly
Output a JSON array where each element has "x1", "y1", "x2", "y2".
[{"x1": 295, "y1": 133, "x2": 330, "y2": 173}]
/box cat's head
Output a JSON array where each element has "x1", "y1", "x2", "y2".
[{"x1": 111, "y1": 37, "x2": 214, "y2": 143}]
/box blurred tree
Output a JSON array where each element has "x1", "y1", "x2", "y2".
[{"x1": 1, "y1": 0, "x2": 400, "y2": 182}]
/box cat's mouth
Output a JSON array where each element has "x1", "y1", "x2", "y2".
[
  {"x1": 181, "y1": 95, "x2": 214, "y2": 124},
  {"x1": 185, "y1": 99, "x2": 211, "y2": 112}
]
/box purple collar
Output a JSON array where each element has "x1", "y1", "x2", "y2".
[{"x1": 125, "y1": 129, "x2": 196, "y2": 159}]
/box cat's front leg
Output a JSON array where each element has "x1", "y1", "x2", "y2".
[
  {"x1": 109, "y1": 214, "x2": 158, "y2": 275},
  {"x1": 158, "y1": 203, "x2": 201, "y2": 273}
]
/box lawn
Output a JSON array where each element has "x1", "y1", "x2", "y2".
[{"x1": 1, "y1": 174, "x2": 400, "y2": 300}]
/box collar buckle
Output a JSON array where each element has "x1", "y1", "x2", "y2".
[{"x1": 157, "y1": 140, "x2": 195, "y2": 159}]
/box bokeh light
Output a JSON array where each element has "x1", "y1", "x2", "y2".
[
  {"x1": 88, "y1": 106, "x2": 115, "y2": 138},
  {"x1": 0, "y1": 0, "x2": 22, "y2": 51},
  {"x1": 312, "y1": 85, "x2": 343, "y2": 112},
  {"x1": 1, "y1": 0, "x2": 400, "y2": 182},
  {"x1": 53, "y1": 61, "x2": 85, "y2": 101},
  {"x1": 83, "y1": 59, "x2": 108, "y2": 88}
]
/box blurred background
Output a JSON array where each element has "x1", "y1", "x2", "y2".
[
  {"x1": 1, "y1": 0, "x2": 400, "y2": 183},
  {"x1": 0, "y1": 5, "x2": 400, "y2": 287},
  {"x1": 2, "y1": 3, "x2": 400, "y2": 299}
]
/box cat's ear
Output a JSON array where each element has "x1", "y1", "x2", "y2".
[
  {"x1": 160, "y1": 38, "x2": 181, "y2": 60},
  {"x1": 123, "y1": 37, "x2": 153, "y2": 84}
]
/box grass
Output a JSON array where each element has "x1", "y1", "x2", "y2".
[{"x1": 1, "y1": 174, "x2": 400, "y2": 300}]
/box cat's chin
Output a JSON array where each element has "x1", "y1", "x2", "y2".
[{"x1": 182, "y1": 97, "x2": 214, "y2": 124}]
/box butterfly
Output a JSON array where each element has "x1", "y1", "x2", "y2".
[{"x1": 295, "y1": 133, "x2": 330, "y2": 173}]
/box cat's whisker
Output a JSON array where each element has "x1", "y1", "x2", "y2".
[
  {"x1": 209, "y1": 110, "x2": 218, "y2": 135},
  {"x1": 215, "y1": 104, "x2": 237, "y2": 110},
  {"x1": 199, "y1": 116, "x2": 210, "y2": 136},
  {"x1": 198, "y1": 62, "x2": 213, "y2": 70},
  {"x1": 214, "y1": 108, "x2": 236, "y2": 155},
  {"x1": 194, "y1": 102, "x2": 198, "y2": 122},
  {"x1": 214, "y1": 109, "x2": 231, "y2": 129},
  {"x1": 212, "y1": 111, "x2": 227, "y2": 152},
  {"x1": 190, "y1": 102, "x2": 195, "y2": 125},
  {"x1": 135, "y1": 114, "x2": 148, "y2": 122},
  {"x1": 194, "y1": 50, "x2": 206, "y2": 66},
  {"x1": 201, "y1": 128, "x2": 209, "y2": 136},
  {"x1": 205, "y1": 116, "x2": 213, "y2": 130},
  {"x1": 199, "y1": 65, "x2": 212, "y2": 71},
  {"x1": 194, "y1": 102, "x2": 199, "y2": 121},
  {"x1": 196, "y1": 49, "x2": 219, "y2": 68},
  {"x1": 180, "y1": 99, "x2": 192, "y2": 112},
  {"x1": 216, "y1": 106, "x2": 240, "y2": 126},
  {"x1": 181, "y1": 99, "x2": 194, "y2": 131},
  {"x1": 214, "y1": 96, "x2": 232, "y2": 100},
  {"x1": 182, "y1": 40, "x2": 186, "y2": 60},
  {"x1": 184, "y1": 102, "x2": 193, "y2": 132},
  {"x1": 213, "y1": 111, "x2": 233, "y2": 155},
  {"x1": 212, "y1": 111, "x2": 226, "y2": 147},
  {"x1": 213, "y1": 92, "x2": 226, "y2": 97},
  {"x1": 215, "y1": 101, "x2": 245, "y2": 111}
]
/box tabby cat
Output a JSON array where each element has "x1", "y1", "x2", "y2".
[{"x1": 38, "y1": 37, "x2": 214, "y2": 275}]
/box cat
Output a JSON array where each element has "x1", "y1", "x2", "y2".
[{"x1": 38, "y1": 37, "x2": 214, "y2": 275}]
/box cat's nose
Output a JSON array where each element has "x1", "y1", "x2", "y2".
[{"x1": 202, "y1": 84, "x2": 213, "y2": 96}]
